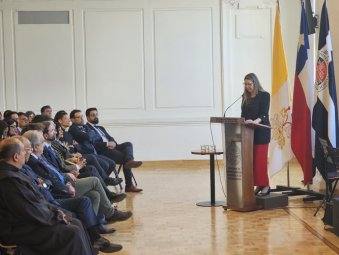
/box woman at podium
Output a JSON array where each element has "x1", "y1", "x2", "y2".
[{"x1": 241, "y1": 73, "x2": 271, "y2": 196}]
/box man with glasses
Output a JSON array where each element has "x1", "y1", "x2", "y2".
[
  {"x1": 17, "y1": 112, "x2": 29, "y2": 134},
  {"x1": 0, "y1": 137, "x2": 96, "y2": 255}
]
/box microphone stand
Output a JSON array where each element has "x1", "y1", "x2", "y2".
[{"x1": 223, "y1": 95, "x2": 243, "y2": 117}]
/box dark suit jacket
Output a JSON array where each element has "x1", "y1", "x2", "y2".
[
  {"x1": 0, "y1": 162, "x2": 59, "y2": 238},
  {"x1": 241, "y1": 91, "x2": 271, "y2": 144},
  {"x1": 68, "y1": 124, "x2": 97, "y2": 154},
  {"x1": 86, "y1": 123, "x2": 118, "y2": 153},
  {"x1": 26, "y1": 155, "x2": 71, "y2": 198},
  {"x1": 50, "y1": 140, "x2": 78, "y2": 173},
  {"x1": 62, "y1": 130, "x2": 80, "y2": 154}
]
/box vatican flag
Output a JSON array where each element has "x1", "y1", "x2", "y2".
[{"x1": 268, "y1": 6, "x2": 294, "y2": 177}]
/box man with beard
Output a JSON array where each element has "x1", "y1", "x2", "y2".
[{"x1": 85, "y1": 108, "x2": 143, "y2": 192}]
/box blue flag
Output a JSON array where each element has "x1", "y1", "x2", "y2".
[{"x1": 312, "y1": 0, "x2": 339, "y2": 178}]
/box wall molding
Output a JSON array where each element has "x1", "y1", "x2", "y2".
[
  {"x1": 223, "y1": 0, "x2": 276, "y2": 9},
  {"x1": 102, "y1": 118, "x2": 212, "y2": 127},
  {"x1": 0, "y1": 10, "x2": 6, "y2": 110},
  {"x1": 83, "y1": 8, "x2": 145, "y2": 110}
]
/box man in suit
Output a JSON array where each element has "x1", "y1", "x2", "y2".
[
  {"x1": 68, "y1": 110, "x2": 142, "y2": 192},
  {"x1": 17, "y1": 112, "x2": 29, "y2": 134},
  {"x1": 23, "y1": 130, "x2": 132, "y2": 223},
  {"x1": 41, "y1": 105, "x2": 53, "y2": 118},
  {"x1": 16, "y1": 135, "x2": 122, "y2": 252},
  {"x1": 0, "y1": 137, "x2": 96, "y2": 255},
  {"x1": 53, "y1": 110, "x2": 122, "y2": 188},
  {"x1": 85, "y1": 108, "x2": 143, "y2": 192},
  {"x1": 41, "y1": 120, "x2": 125, "y2": 202}
]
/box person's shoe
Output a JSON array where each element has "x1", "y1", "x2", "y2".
[
  {"x1": 125, "y1": 185, "x2": 143, "y2": 193},
  {"x1": 99, "y1": 243, "x2": 123, "y2": 253},
  {"x1": 93, "y1": 236, "x2": 123, "y2": 253},
  {"x1": 254, "y1": 186, "x2": 262, "y2": 195},
  {"x1": 106, "y1": 210, "x2": 132, "y2": 223},
  {"x1": 105, "y1": 177, "x2": 123, "y2": 186},
  {"x1": 98, "y1": 224, "x2": 116, "y2": 234},
  {"x1": 107, "y1": 192, "x2": 126, "y2": 203},
  {"x1": 257, "y1": 186, "x2": 270, "y2": 197},
  {"x1": 124, "y1": 160, "x2": 143, "y2": 168}
]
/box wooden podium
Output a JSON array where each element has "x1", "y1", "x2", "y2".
[{"x1": 211, "y1": 117, "x2": 270, "y2": 211}]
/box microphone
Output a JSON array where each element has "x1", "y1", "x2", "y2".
[{"x1": 223, "y1": 94, "x2": 243, "y2": 117}]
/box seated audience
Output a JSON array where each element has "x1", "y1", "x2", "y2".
[
  {"x1": 8, "y1": 111, "x2": 19, "y2": 123},
  {"x1": 16, "y1": 135, "x2": 122, "y2": 253},
  {"x1": 46, "y1": 121, "x2": 125, "y2": 202},
  {"x1": 3, "y1": 119, "x2": 19, "y2": 137},
  {"x1": 86, "y1": 108, "x2": 143, "y2": 192},
  {"x1": 41, "y1": 105, "x2": 53, "y2": 118},
  {"x1": 25, "y1": 110, "x2": 36, "y2": 123},
  {"x1": 23, "y1": 130, "x2": 132, "y2": 223},
  {"x1": 0, "y1": 120, "x2": 8, "y2": 140},
  {"x1": 0, "y1": 137, "x2": 96, "y2": 255},
  {"x1": 2, "y1": 110, "x2": 12, "y2": 120},
  {"x1": 17, "y1": 112, "x2": 29, "y2": 134},
  {"x1": 54, "y1": 110, "x2": 123, "y2": 187},
  {"x1": 32, "y1": 114, "x2": 53, "y2": 123}
]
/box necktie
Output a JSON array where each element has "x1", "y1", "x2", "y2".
[
  {"x1": 39, "y1": 156, "x2": 65, "y2": 184},
  {"x1": 45, "y1": 146, "x2": 61, "y2": 169},
  {"x1": 94, "y1": 125, "x2": 108, "y2": 142}
]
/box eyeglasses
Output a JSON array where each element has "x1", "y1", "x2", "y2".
[{"x1": 243, "y1": 82, "x2": 253, "y2": 86}]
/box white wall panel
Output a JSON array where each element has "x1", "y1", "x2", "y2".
[
  {"x1": 105, "y1": 123, "x2": 223, "y2": 160},
  {"x1": 153, "y1": 8, "x2": 214, "y2": 108},
  {"x1": 84, "y1": 9, "x2": 144, "y2": 110},
  {"x1": 0, "y1": 11, "x2": 5, "y2": 111},
  {"x1": 223, "y1": 7, "x2": 273, "y2": 118},
  {"x1": 14, "y1": 11, "x2": 75, "y2": 111},
  {"x1": 0, "y1": 0, "x2": 221, "y2": 160}
]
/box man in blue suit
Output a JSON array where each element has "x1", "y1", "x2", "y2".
[{"x1": 69, "y1": 109, "x2": 142, "y2": 192}]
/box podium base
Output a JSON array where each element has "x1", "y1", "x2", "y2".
[
  {"x1": 196, "y1": 201, "x2": 226, "y2": 207},
  {"x1": 256, "y1": 193, "x2": 288, "y2": 209}
]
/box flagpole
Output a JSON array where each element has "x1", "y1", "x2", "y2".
[{"x1": 287, "y1": 161, "x2": 290, "y2": 187}]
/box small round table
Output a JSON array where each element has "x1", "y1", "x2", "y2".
[{"x1": 191, "y1": 150, "x2": 226, "y2": 207}]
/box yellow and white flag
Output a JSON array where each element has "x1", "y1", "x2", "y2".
[{"x1": 268, "y1": 6, "x2": 294, "y2": 177}]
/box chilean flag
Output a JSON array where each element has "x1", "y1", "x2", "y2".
[
  {"x1": 291, "y1": 1, "x2": 314, "y2": 185},
  {"x1": 312, "y1": 0, "x2": 339, "y2": 179}
]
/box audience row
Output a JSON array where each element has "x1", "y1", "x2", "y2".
[{"x1": 0, "y1": 105, "x2": 144, "y2": 254}]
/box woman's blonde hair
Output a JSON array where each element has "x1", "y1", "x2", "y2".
[{"x1": 242, "y1": 73, "x2": 265, "y2": 105}]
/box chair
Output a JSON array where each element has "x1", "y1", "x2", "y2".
[
  {"x1": 0, "y1": 240, "x2": 20, "y2": 255},
  {"x1": 111, "y1": 167, "x2": 123, "y2": 191},
  {"x1": 117, "y1": 164, "x2": 138, "y2": 187},
  {"x1": 314, "y1": 138, "x2": 339, "y2": 218}
]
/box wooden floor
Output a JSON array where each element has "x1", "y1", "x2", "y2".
[{"x1": 102, "y1": 160, "x2": 339, "y2": 255}]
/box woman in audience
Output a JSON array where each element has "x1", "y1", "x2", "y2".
[
  {"x1": 26, "y1": 111, "x2": 36, "y2": 123},
  {"x1": 0, "y1": 120, "x2": 8, "y2": 140},
  {"x1": 3, "y1": 119, "x2": 19, "y2": 137}
]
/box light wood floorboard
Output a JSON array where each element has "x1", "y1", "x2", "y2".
[{"x1": 102, "y1": 160, "x2": 339, "y2": 255}]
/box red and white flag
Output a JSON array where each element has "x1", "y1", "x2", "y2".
[{"x1": 291, "y1": 1, "x2": 314, "y2": 185}]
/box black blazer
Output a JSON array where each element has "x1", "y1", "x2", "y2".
[
  {"x1": 241, "y1": 91, "x2": 271, "y2": 144},
  {"x1": 68, "y1": 124, "x2": 97, "y2": 154},
  {"x1": 26, "y1": 155, "x2": 71, "y2": 198},
  {"x1": 86, "y1": 123, "x2": 118, "y2": 153}
]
